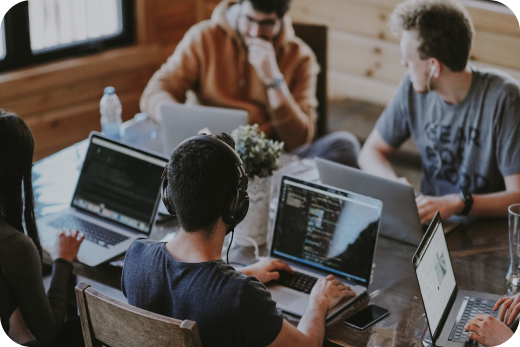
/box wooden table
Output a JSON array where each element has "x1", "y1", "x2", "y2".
[{"x1": 37, "y1": 120, "x2": 511, "y2": 347}]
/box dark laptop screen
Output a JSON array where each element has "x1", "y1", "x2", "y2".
[
  {"x1": 271, "y1": 176, "x2": 382, "y2": 285},
  {"x1": 72, "y1": 136, "x2": 167, "y2": 234}
]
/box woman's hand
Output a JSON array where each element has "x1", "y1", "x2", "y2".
[{"x1": 54, "y1": 229, "x2": 85, "y2": 263}]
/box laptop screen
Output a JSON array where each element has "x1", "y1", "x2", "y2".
[
  {"x1": 271, "y1": 176, "x2": 382, "y2": 285},
  {"x1": 414, "y1": 219, "x2": 457, "y2": 337},
  {"x1": 71, "y1": 136, "x2": 167, "y2": 234}
]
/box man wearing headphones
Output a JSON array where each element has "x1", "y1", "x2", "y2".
[
  {"x1": 122, "y1": 133, "x2": 356, "y2": 347},
  {"x1": 358, "y1": 0, "x2": 520, "y2": 224}
]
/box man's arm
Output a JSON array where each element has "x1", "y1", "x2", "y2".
[
  {"x1": 416, "y1": 173, "x2": 520, "y2": 224},
  {"x1": 358, "y1": 129, "x2": 400, "y2": 181},
  {"x1": 140, "y1": 26, "x2": 202, "y2": 122},
  {"x1": 268, "y1": 276, "x2": 355, "y2": 347},
  {"x1": 248, "y1": 38, "x2": 317, "y2": 150}
]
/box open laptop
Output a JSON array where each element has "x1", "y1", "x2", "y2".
[
  {"x1": 413, "y1": 212, "x2": 501, "y2": 346},
  {"x1": 265, "y1": 176, "x2": 383, "y2": 319},
  {"x1": 159, "y1": 103, "x2": 248, "y2": 155},
  {"x1": 316, "y1": 158, "x2": 423, "y2": 245},
  {"x1": 316, "y1": 158, "x2": 462, "y2": 245},
  {"x1": 38, "y1": 132, "x2": 168, "y2": 267}
]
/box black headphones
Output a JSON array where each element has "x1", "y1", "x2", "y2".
[{"x1": 161, "y1": 135, "x2": 249, "y2": 232}]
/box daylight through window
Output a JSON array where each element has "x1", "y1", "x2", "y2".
[
  {"x1": 29, "y1": 0, "x2": 121, "y2": 52},
  {"x1": 0, "y1": 25, "x2": 5, "y2": 60}
]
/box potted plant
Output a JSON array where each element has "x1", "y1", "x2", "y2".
[{"x1": 231, "y1": 124, "x2": 284, "y2": 246}]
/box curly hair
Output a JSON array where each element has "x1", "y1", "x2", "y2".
[
  {"x1": 167, "y1": 133, "x2": 238, "y2": 236},
  {"x1": 390, "y1": 0, "x2": 475, "y2": 72}
]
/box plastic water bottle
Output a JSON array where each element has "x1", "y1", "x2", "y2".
[{"x1": 100, "y1": 86, "x2": 122, "y2": 139}]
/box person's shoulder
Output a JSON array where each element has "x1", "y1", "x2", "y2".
[
  {"x1": 0, "y1": 221, "x2": 39, "y2": 261},
  {"x1": 126, "y1": 239, "x2": 163, "y2": 258},
  {"x1": 475, "y1": 68, "x2": 520, "y2": 98},
  {"x1": 183, "y1": 19, "x2": 227, "y2": 43}
]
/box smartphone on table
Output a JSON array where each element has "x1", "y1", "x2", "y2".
[{"x1": 344, "y1": 305, "x2": 389, "y2": 330}]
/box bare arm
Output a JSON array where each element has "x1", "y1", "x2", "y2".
[
  {"x1": 359, "y1": 129, "x2": 399, "y2": 180},
  {"x1": 416, "y1": 173, "x2": 520, "y2": 224},
  {"x1": 470, "y1": 173, "x2": 520, "y2": 217},
  {"x1": 268, "y1": 276, "x2": 355, "y2": 347}
]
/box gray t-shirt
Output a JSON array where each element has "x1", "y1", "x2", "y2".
[
  {"x1": 376, "y1": 68, "x2": 520, "y2": 196},
  {"x1": 122, "y1": 239, "x2": 284, "y2": 347}
]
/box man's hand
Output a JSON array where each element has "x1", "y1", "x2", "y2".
[
  {"x1": 247, "y1": 38, "x2": 282, "y2": 86},
  {"x1": 465, "y1": 314, "x2": 514, "y2": 346},
  {"x1": 416, "y1": 194, "x2": 464, "y2": 224},
  {"x1": 495, "y1": 294, "x2": 520, "y2": 325},
  {"x1": 241, "y1": 258, "x2": 294, "y2": 284},
  {"x1": 310, "y1": 275, "x2": 356, "y2": 309}
]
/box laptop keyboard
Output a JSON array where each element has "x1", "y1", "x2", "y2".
[
  {"x1": 49, "y1": 215, "x2": 129, "y2": 248},
  {"x1": 448, "y1": 297, "x2": 498, "y2": 345},
  {"x1": 276, "y1": 271, "x2": 318, "y2": 294}
]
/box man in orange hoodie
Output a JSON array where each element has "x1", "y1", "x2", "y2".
[{"x1": 140, "y1": 0, "x2": 360, "y2": 167}]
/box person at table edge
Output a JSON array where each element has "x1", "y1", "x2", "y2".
[
  {"x1": 122, "y1": 133, "x2": 356, "y2": 347},
  {"x1": 139, "y1": 0, "x2": 360, "y2": 167},
  {"x1": 358, "y1": 0, "x2": 520, "y2": 224}
]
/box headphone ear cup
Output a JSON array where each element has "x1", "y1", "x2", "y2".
[
  {"x1": 161, "y1": 177, "x2": 176, "y2": 217},
  {"x1": 222, "y1": 188, "x2": 249, "y2": 229}
]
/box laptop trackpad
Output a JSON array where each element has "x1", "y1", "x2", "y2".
[{"x1": 271, "y1": 289, "x2": 301, "y2": 305}]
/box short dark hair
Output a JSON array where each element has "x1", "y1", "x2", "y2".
[
  {"x1": 167, "y1": 133, "x2": 238, "y2": 236},
  {"x1": 239, "y1": 0, "x2": 292, "y2": 18},
  {"x1": 390, "y1": 0, "x2": 474, "y2": 72}
]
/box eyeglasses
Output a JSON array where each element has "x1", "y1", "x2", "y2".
[{"x1": 240, "y1": 15, "x2": 279, "y2": 32}]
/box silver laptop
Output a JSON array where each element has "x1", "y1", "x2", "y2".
[
  {"x1": 413, "y1": 212, "x2": 501, "y2": 346},
  {"x1": 38, "y1": 132, "x2": 168, "y2": 267},
  {"x1": 316, "y1": 158, "x2": 423, "y2": 245},
  {"x1": 159, "y1": 103, "x2": 248, "y2": 155},
  {"x1": 266, "y1": 176, "x2": 383, "y2": 319}
]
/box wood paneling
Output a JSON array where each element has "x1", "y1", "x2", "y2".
[{"x1": 290, "y1": 0, "x2": 520, "y2": 104}]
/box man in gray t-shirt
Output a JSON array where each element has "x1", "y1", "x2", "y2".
[{"x1": 359, "y1": 0, "x2": 520, "y2": 227}]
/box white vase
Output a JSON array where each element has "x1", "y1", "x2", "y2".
[{"x1": 234, "y1": 176, "x2": 272, "y2": 246}]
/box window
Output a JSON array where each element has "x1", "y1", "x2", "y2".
[
  {"x1": 0, "y1": 0, "x2": 134, "y2": 72},
  {"x1": 0, "y1": 24, "x2": 5, "y2": 61}
]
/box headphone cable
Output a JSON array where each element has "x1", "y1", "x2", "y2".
[{"x1": 226, "y1": 229, "x2": 234, "y2": 265}]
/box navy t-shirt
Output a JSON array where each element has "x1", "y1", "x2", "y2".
[{"x1": 122, "y1": 240, "x2": 283, "y2": 347}]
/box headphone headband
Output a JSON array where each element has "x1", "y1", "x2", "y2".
[
  {"x1": 161, "y1": 135, "x2": 249, "y2": 232},
  {"x1": 176, "y1": 135, "x2": 247, "y2": 184}
]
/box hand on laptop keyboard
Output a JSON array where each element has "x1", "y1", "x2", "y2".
[
  {"x1": 311, "y1": 275, "x2": 356, "y2": 309},
  {"x1": 240, "y1": 258, "x2": 294, "y2": 284},
  {"x1": 464, "y1": 314, "x2": 514, "y2": 347},
  {"x1": 52, "y1": 229, "x2": 85, "y2": 263}
]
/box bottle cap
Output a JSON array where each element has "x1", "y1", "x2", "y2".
[{"x1": 104, "y1": 86, "x2": 116, "y2": 95}]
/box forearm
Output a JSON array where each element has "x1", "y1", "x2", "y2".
[
  {"x1": 267, "y1": 85, "x2": 315, "y2": 150},
  {"x1": 358, "y1": 146, "x2": 398, "y2": 180},
  {"x1": 296, "y1": 298, "x2": 328, "y2": 347},
  {"x1": 470, "y1": 190, "x2": 520, "y2": 217}
]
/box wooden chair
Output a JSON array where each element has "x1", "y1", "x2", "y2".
[
  {"x1": 75, "y1": 282, "x2": 202, "y2": 347},
  {"x1": 293, "y1": 23, "x2": 329, "y2": 140}
]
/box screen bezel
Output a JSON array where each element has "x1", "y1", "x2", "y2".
[
  {"x1": 270, "y1": 175, "x2": 383, "y2": 286},
  {"x1": 70, "y1": 132, "x2": 168, "y2": 235},
  {"x1": 412, "y1": 212, "x2": 459, "y2": 342},
  {"x1": 344, "y1": 304, "x2": 389, "y2": 330}
]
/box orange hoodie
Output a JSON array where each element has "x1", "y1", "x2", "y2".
[{"x1": 140, "y1": 0, "x2": 319, "y2": 150}]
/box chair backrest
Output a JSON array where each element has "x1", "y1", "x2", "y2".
[
  {"x1": 293, "y1": 23, "x2": 328, "y2": 139},
  {"x1": 75, "y1": 282, "x2": 202, "y2": 347}
]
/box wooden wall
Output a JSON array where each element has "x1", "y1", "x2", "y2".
[
  {"x1": 288, "y1": 0, "x2": 520, "y2": 104},
  {"x1": 0, "y1": 0, "x2": 518, "y2": 159}
]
